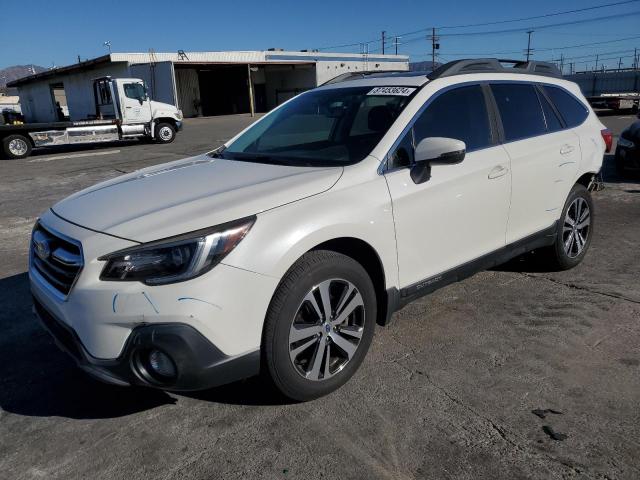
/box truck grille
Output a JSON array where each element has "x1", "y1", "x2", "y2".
[{"x1": 30, "y1": 223, "x2": 83, "y2": 297}]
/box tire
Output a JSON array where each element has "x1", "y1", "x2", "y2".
[
  {"x1": 2, "y1": 134, "x2": 32, "y2": 159},
  {"x1": 263, "y1": 250, "x2": 376, "y2": 401},
  {"x1": 155, "y1": 122, "x2": 176, "y2": 144},
  {"x1": 542, "y1": 184, "x2": 594, "y2": 270}
]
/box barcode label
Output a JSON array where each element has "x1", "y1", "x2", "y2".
[{"x1": 367, "y1": 86, "x2": 416, "y2": 96}]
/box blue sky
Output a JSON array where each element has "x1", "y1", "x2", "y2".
[{"x1": 2, "y1": 0, "x2": 640, "y2": 72}]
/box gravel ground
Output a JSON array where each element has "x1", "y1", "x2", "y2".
[{"x1": 0, "y1": 113, "x2": 638, "y2": 480}]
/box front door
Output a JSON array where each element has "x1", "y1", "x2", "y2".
[
  {"x1": 385, "y1": 84, "x2": 512, "y2": 288},
  {"x1": 120, "y1": 81, "x2": 152, "y2": 124}
]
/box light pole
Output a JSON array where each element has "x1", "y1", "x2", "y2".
[{"x1": 103, "y1": 41, "x2": 112, "y2": 54}]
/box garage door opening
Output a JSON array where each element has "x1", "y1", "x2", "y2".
[{"x1": 198, "y1": 65, "x2": 250, "y2": 116}]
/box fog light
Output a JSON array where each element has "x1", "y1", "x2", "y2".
[{"x1": 148, "y1": 350, "x2": 177, "y2": 378}]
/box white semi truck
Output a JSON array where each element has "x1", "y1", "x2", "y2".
[{"x1": 0, "y1": 77, "x2": 183, "y2": 159}]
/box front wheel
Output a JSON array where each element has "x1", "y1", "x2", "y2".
[
  {"x1": 262, "y1": 250, "x2": 376, "y2": 401},
  {"x1": 542, "y1": 184, "x2": 594, "y2": 270},
  {"x1": 154, "y1": 122, "x2": 176, "y2": 144}
]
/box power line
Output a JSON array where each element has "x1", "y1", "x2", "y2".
[
  {"x1": 315, "y1": 0, "x2": 640, "y2": 51},
  {"x1": 436, "y1": 10, "x2": 640, "y2": 37}
]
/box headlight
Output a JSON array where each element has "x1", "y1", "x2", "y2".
[
  {"x1": 99, "y1": 216, "x2": 255, "y2": 285},
  {"x1": 617, "y1": 137, "x2": 634, "y2": 148},
  {"x1": 175, "y1": 110, "x2": 183, "y2": 120}
]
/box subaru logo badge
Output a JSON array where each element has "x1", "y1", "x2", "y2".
[{"x1": 33, "y1": 230, "x2": 51, "y2": 261}]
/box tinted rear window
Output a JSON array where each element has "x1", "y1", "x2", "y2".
[
  {"x1": 491, "y1": 84, "x2": 547, "y2": 142},
  {"x1": 543, "y1": 85, "x2": 589, "y2": 128}
]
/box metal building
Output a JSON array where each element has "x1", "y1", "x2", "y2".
[{"x1": 9, "y1": 50, "x2": 409, "y2": 123}]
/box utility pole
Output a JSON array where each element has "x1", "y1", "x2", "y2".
[
  {"x1": 559, "y1": 53, "x2": 564, "y2": 75},
  {"x1": 525, "y1": 30, "x2": 534, "y2": 61},
  {"x1": 393, "y1": 36, "x2": 401, "y2": 55},
  {"x1": 594, "y1": 54, "x2": 599, "y2": 71},
  {"x1": 634, "y1": 47, "x2": 638, "y2": 69},
  {"x1": 569, "y1": 62, "x2": 574, "y2": 75},
  {"x1": 430, "y1": 27, "x2": 440, "y2": 69},
  {"x1": 381, "y1": 31, "x2": 386, "y2": 55},
  {"x1": 618, "y1": 57, "x2": 623, "y2": 70}
]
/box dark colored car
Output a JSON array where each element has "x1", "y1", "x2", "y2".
[{"x1": 615, "y1": 113, "x2": 640, "y2": 175}]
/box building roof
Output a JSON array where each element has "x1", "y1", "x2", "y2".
[{"x1": 8, "y1": 50, "x2": 409, "y2": 87}]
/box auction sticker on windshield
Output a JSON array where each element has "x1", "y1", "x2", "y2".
[{"x1": 368, "y1": 86, "x2": 416, "y2": 96}]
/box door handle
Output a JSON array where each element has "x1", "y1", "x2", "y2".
[
  {"x1": 125, "y1": 106, "x2": 132, "y2": 109},
  {"x1": 488, "y1": 165, "x2": 508, "y2": 179},
  {"x1": 560, "y1": 144, "x2": 575, "y2": 155}
]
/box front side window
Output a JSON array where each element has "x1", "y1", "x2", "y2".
[
  {"x1": 220, "y1": 86, "x2": 415, "y2": 167},
  {"x1": 124, "y1": 83, "x2": 146, "y2": 101},
  {"x1": 491, "y1": 83, "x2": 547, "y2": 142},
  {"x1": 543, "y1": 85, "x2": 589, "y2": 128},
  {"x1": 413, "y1": 85, "x2": 492, "y2": 151}
]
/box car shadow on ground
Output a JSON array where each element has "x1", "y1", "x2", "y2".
[{"x1": 0, "y1": 273, "x2": 290, "y2": 419}]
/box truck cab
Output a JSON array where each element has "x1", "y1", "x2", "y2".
[{"x1": 94, "y1": 77, "x2": 183, "y2": 139}]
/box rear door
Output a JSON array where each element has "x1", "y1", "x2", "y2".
[
  {"x1": 490, "y1": 82, "x2": 579, "y2": 244},
  {"x1": 384, "y1": 84, "x2": 512, "y2": 288}
]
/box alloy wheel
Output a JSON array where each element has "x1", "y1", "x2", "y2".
[
  {"x1": 8, "y1": 138, "x2": 28, "y2": 156},
  {"x1": 159, "y1": 126, "x2": 173, "y2": 141},
  {"x1": 563, "y1": 197, "x2": 590, "y2": 258},
  {"x1": 288, "y1": 278, "x2": 365, "y2": 381}
]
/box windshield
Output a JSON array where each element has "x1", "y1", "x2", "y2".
[{"x1": 217, "y1": 86, "x2": 416, "y2": 167}]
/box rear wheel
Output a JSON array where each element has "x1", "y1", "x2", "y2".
[
  {"x1": 2, "y1": 134, "x2": 32, "y2": 159},
  {"x1": 155, "y1": 123, "x2": 175, "y2": 144},
  {"x1": 263, "y1": 250, "x2": 376, "y2": 401},
  {"x1": 542, "y1": 184, "x2": 594, "y2": 270}
]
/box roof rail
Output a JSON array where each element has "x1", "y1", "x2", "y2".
[
  {"x1": 321, "y1": 70, "x2": 419, "y2": 86},
  {"x1": 427, "y1": 58, "x2": 562, "y2": 80}
]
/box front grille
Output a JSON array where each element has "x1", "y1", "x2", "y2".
[{"x1": 31, "y1": 223, "x2": 83, "y2": 297}]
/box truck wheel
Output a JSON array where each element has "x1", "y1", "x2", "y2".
[
  {"x1": 2, "y1": 134, "x2": 32, "y2": 159},
  {"x1": 262, "y1": 250, "x2": 376, "y2": 401},
  {"x1": 155, "y1": 123, "x2": 176, "y2": 144}
]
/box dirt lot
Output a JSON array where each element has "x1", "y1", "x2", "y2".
[{"x1": 0, "y1": 114, "x2": 639, "y2": 480}]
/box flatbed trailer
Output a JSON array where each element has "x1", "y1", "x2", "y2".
[{"x1": 587, "y1": 93, "x2": 639, "y2": 112}]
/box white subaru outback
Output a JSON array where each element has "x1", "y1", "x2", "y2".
[{"x1": 30, "y1": 59, "x2": 609, "y2": 401}]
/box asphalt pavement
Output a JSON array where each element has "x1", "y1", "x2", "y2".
[{"x1": 0, "y1": 113, "x2": 639, "y2": 480}]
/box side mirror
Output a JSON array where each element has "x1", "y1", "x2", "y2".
[{"x1": 410, "y1": 137, "x2": 466, "y2": 184}]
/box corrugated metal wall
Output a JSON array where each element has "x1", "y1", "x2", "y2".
[
  {"x1": 565, "y1": 71, "x2": 640, "y2": 96},
  {"x1": 175, "y1": 68, "x2": 201, "y2": 117}
]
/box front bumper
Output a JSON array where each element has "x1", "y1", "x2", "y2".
[
  {"x1": 33, "y1": 296, "x2": 259, "y2": 390},
  {"x1": 175, "y1": 120, "x2": 183, "y2": 131}
]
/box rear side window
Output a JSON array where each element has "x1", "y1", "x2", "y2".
[
  {"x1": 491, "y1": 83, "x2": 547, "y2": 142},
  {"x1": 413, "y1": 85, "x2": 492, "y2": 151},
  {"x1": 537, "y1": 89, "x2": 563, "y2": 132},
  {"x1": 543, "y1": 86, "x2": 589, "y2": 128}
]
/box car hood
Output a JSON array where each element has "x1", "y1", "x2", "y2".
[{"x1": 52, "y1": 154, "x2": 343, "y2": 243}]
